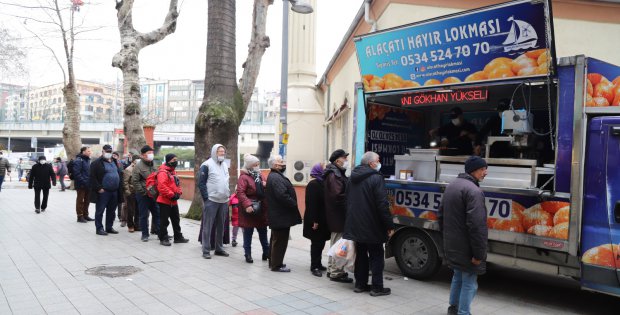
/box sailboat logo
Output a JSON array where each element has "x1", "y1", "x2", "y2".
[{"x1": 502, "y1": 16, "x2": 538, "y2": 52}]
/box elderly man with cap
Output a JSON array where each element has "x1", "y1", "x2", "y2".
[
  {"x1": 438, "y1": 156, "x2": 489, "y2": 315},
  {"x1": 430, "y1": 107, "x2": 478, "y2": 156},
  {"x1": 156, "y1": 153, "x2": 189, "y2": 246},
  {"x1": 132, "y1": 145, "x2": 160, "y2": 241},
  {"x1": 323, "y1": 149, "x2": 353, "y2": 283},
  {"x1": 89, "y1": 144, "x2": 124, "y2": 235}
]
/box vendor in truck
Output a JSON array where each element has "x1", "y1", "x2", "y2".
[
  {"x1": 429, "y1": 107, "x2": 477, "y2": 156},
  {"x1": 473, "y1": 99, "x2": 515, "y2": 158}
]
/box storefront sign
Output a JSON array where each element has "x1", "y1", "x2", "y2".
[
  {"x1": 355, "y1": 0, "x2": 555, "y2": 92},
  {"x1": 400, "y1": 88, "x2": 488, "y2": 107}
]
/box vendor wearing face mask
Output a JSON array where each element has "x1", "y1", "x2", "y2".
[{"x1": 430, "y1": 107, "x2": 478, "y2": 156}]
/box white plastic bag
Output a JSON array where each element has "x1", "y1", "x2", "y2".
[{"x1": 327, "y1": 238, "x2": 356, "y2": 272}]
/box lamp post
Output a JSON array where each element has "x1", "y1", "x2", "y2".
[{"x1": 279, "y1": 0, "x2": 313, "y2": 159}]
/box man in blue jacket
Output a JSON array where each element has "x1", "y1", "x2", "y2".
[
  {"x1": 73, "y1": 146, "x2": 94, "y2": 223},
  {"x1": 89, "y1": 144, "x2": 123, "y2": 236}
]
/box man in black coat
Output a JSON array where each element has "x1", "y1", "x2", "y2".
[
  {"x1": 343, "y1": 151, "x2": 395, "y2": 297},
  {"x1": 438, "y1": 156, "x2": 488, "y2": 315},
  {"x1": 28, "y1": 156, "x2": 56, "y2": 213},
  {"x1": 89, "y1": 145, "x2": 124, "y2": 236},
  {"x1": 265, "y1": 154, "x2": 301, "y2": 272}
]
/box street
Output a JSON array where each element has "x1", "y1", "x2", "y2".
[{"x1": 0, "y1": 181, "x2": 619, "y2": 315}]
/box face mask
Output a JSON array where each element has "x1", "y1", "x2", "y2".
[
  {"x1": 373, "y1": 162, "x2": 381, "y2": 172},
  {"x1": 252, "y1": 166, "x2": 260, "y2": 172},
  {"x1": 342, "y1": 161, "x2": 350, "y2": 169},
  {"x1": 39, "y1": 160, "x2": 46, "y2": 164},
  {"x1": 217, "y1": 155, "x2": 225, "y2": 162},
  {"x1": 167, "y1": 161, "x2": 178, "y2": 168},
  {"x1": 103, "y1": 153, "x2": 112, "y2": 159},
  {"x1": 280, "y1": 165, "x2": 287, "y2": 173},
  {"x1": 451, "y1": 118, "x2": 462, "y2": 126},
  {"x1": 146, "y1": 153, "x2": 154, "y2": 161}
]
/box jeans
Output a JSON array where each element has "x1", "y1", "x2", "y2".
[
  {"x1": 242, "y1": 227, "x2": 269, "y2": 257},
  {"x1": 158, "y1": 203, "x2": 182, "y2": 241},
  {"x1": 201, "y1": 199, "x2": 227, "y2": 253},
  {"x1": 34, "y1": 188, "x2": 50, "y2": 210},
  {"x1": 59, "y1": 176, "x2": 66, "y2": 190},
  {"x1": 136, "y1": 194, "x2": 159, "y2": 237},
  {"x1": 449, "y1": 269, "x2": 478, "y2": 315},
  {"x1": 354, "y1": 243, "x2": 385, "y2": 289},
  {"x1": 95, "y1": 190, "x2": 118, "y2": 231},
  {"x1": 0, "y1": 175, "x2": 4, "y2": 191}
]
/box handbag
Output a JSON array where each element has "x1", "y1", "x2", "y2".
[{"x1": 250, "y1": 200, "x2": 262, "y2": 215}]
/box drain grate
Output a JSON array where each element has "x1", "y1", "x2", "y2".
[{"x1": 85, "y1": 266, "x2": 142, "y2": 278}]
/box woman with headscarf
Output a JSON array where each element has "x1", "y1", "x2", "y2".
[
  {"x1": 303, "y1": 163, "x2": 331, "y2": 277},
  {"x1": 236, "y1": 154, "x2": 269, "y2": 263}
]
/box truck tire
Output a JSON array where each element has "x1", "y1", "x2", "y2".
[{"x1": 393, "y1": 230, "x2": 441, "y2": 280}]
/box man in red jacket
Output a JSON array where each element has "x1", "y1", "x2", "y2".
[{"x1": 156, "y1": 154, "x2": 189, "y2": 246}]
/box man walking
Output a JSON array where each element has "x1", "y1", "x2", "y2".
[
  {"x1": 55, "y1": 157, "x2": 68, "y2": 191},
  {"x1": 73, "y1": 146, "x2": 93, "y2": 222},
  {"x1": 0, "y1": 151, "x2": 10, "y2": 192},
  {"x1": 156, "y1": 153, "x2": 189, "y2": 246},
  {"x1": 132, "y1": 145, "x2": 160, "y2": 242},
  {"x1": 89, "y1": 145, "x2": 123, "y2": 236},
  {"x1": 199, "y1": 144, "x2": 230, "y2": 259},
  {"x1": 439, "y1": 156, "x2": 488, "y2": 315},
  {"x1": 28, "y1": 156, "x2": 56, "y2": 213},
  {"x1": 323, "y1": 149, "x2": 353, "y2": 283},
  {"x1": 343, "y1": 151, "x2": 394, "y2": 296},
  {"x1": 265, "y1": 155, "x2": 302, "y2": 272},
  {"x1": 122, "y1": 154, "x2": 140, "y2": 232}
]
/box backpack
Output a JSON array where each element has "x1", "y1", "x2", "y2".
[
  {"x1": 67, "y1": 159, "x2": 76, "y2": 180},
  {"x1": 145, "y1": 171, "x2": 160, "y2": 199}
]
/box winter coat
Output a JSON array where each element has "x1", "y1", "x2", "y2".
[
  {"x1": 230, "y1": 194, "x2": 239, "y2": 227},
  {"x1": 343, "y1": 165, "x2": 394, "y2": 244},
  {"x1": 28, "y1": 162, "x2": 56, "y2": 189},
  {"x1": 122, "y1": 163, "x2": 136, "y2": 196},
  {"x1": 0, "y1": 157, "x2": 10, "y2": 176},
  {"x1": 438, "y1": 173, "x2": 488, "y2": 275},
  {"x1": 265, "y1": 169, "x2": 301, "y2": 230},
  {"x1": 323, "y1": 163, "x2": 348, "y2": 233},
  {"x1": 303, "y1": 179, "x2": 330, "y2": 241},
  {"x1": 131, "y1": 158, "x2": 156, "y2": 196},
  {"x1": 72, "y1": 154, "x2": 91, "y2": 189},
  {"x1": 89, "y1": 157, "x2": 124, "y2": 204},
  {"x1": 236, "y1": 170, "x2": 268, "y2": 228},
  {"x1": 56, "y1": 161, "x2": 68, "y2": 176},
  {"x1": 198, "y1": 144, "x2": 230, "y2": 203},
  {"x1": 156, "y1": 164, "x2": 182, "y2": 206}
]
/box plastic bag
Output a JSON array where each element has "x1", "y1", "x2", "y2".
[{"x1": 327, "y1": 238, "x2": 356, "y2": 272}]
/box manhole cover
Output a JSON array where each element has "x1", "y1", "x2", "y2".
[{"x1": 85, "y1": 266, "x2": 142, "y2": 278}]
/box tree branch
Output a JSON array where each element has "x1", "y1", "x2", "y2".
[
  {"x1": 22, "y1": 25, "x2": 66, "y2": 83},
  {"x1": 137, "y1": 0, "x2": 179, "y2": 48}
]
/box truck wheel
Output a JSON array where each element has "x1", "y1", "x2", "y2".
[{"x1": 393, "y1": 230, "x2": 441, "y2": 280}]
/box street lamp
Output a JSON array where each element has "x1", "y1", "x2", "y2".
[{"x1": 279, "y1": 0, "x2": 313, "y2": 159}]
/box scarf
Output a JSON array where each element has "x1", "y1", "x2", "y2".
[
  {"x1": 249, "y1": 169, "x2": 265, "y2": 199},
  {"x1": 310, "y1": 163, "x2": 324, "y2": 182}
]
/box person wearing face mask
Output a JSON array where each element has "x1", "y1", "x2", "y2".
[
  {"x1": 132, "y1": 145, "x2": 160, "y2": 241},
  {"x1": 236, "y1": 154, "x2": 269, "y2": 263},
  {"x1": 265, "y1": 154, "x2": 302, "y2": 272},
  {"x1": 323, "y1": 149, "x2": 354, "y2": 283},
  {"x1": 198, "y1": 144, "x2": 231, "y2": 259},
  {"x1": 73, "y1": 146, "x2": 94, "y2": 223},
  {"x1": 54, "y1": 157, "x2": 68, "y2": 191},
  {"x1": 89, "y1": 144, "x2": 124, "y2": 236},
  {"x1": 343, "y1": 151, "x2": 395, "y2": 296},
  {"x1": 28, "y1": 155, "x2": 56, "y2": 213},
  {"x1": 430, "y1": 107, "x2": 477, "y2": 156},
  {"x1": 156, "y1": 153, "x2": 189, "y2": 246},
  {"x1": 122, "y1": 154, "x2": 141, "y2": 232},
  {"x1": 303, "y1": 162, "x2": 330, "y2": 277}
]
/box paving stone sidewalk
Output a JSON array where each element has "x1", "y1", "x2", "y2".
[{"x1": 0, "y1": 181, "x2": 613, "y2": 314}]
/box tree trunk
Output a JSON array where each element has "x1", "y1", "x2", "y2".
[
  {"x1": 113, "y1": 0, "x2": 179, "y2": 154},
  {"x1": 62, "y1": 75, "x2": 81, "y2": 159}
]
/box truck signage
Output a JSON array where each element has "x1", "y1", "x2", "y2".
[{"x1": 354, "y1": 0, "x2": 556, "y2": 92}]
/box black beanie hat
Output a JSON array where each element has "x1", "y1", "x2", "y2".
[
  {"x1": 165, "y1": 153, "x2": 177, "y2": 163},
  {"x1": 141, "y1": 145, "x2": 154, "y2": 154},
  {"x1": 465, "y1": 156, "x2": 487, "y2": 174}
]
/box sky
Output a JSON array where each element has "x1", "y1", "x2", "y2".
[{"x1": 0, "y1": 0, "x2": 362, "y2": 91}]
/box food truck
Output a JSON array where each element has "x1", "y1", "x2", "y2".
[{"x1": 351, "y1": 0, "x2": 620, "y2": 297}]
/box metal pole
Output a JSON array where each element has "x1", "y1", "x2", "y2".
[{"x1": 279, "y1": 0, "x2": 289, "y2": 160}]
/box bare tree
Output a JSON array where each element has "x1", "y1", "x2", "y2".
[
  {"x1": 0, "y1": 28, "x2": 27, "y2": 79},
  {"x1": 112, "y1": 0, "x2": 179, "y2": 154},
  {"x1": 186, "y1": 0, "x2": 272, "y2": 219}
]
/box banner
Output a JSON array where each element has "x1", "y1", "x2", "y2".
[
  {"x1": 354, "y1": 0, "x2": 555, "y2": 92},
  {"x1": 585, "y1": 58, "x2": 620, "y2": 107}
]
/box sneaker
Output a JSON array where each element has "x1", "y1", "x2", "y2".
[
  {"x1": 174, "y1": 237, "x2": 189, "y2": 243},
  {"x1": 447, "y1": 305, "x2": 458, "y2": 315},
  {"x1": 203, "y1": 253, "x2": 212, "y2": 259},
  {"x1": 271, "y1": 266, "x2": 291, "y2": 272},
  {"x1": 35, "y1": 209, "x2": 40, "y2": 214},
  {"x1": 141, "y1": 235, "x2": 149, "y2": 242},
  {"x1": 370, "y1": 287, "x2": 391, "y2": 297},
  {"x1": 160, "y1": 239, "x2": 171, "y2": 246},
  {"x1": 77, "y1": 217, "x2": 87, "y2": 223},
  {"x1": 232, "y1": 240, "x2": 238, "y2": 247}
]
